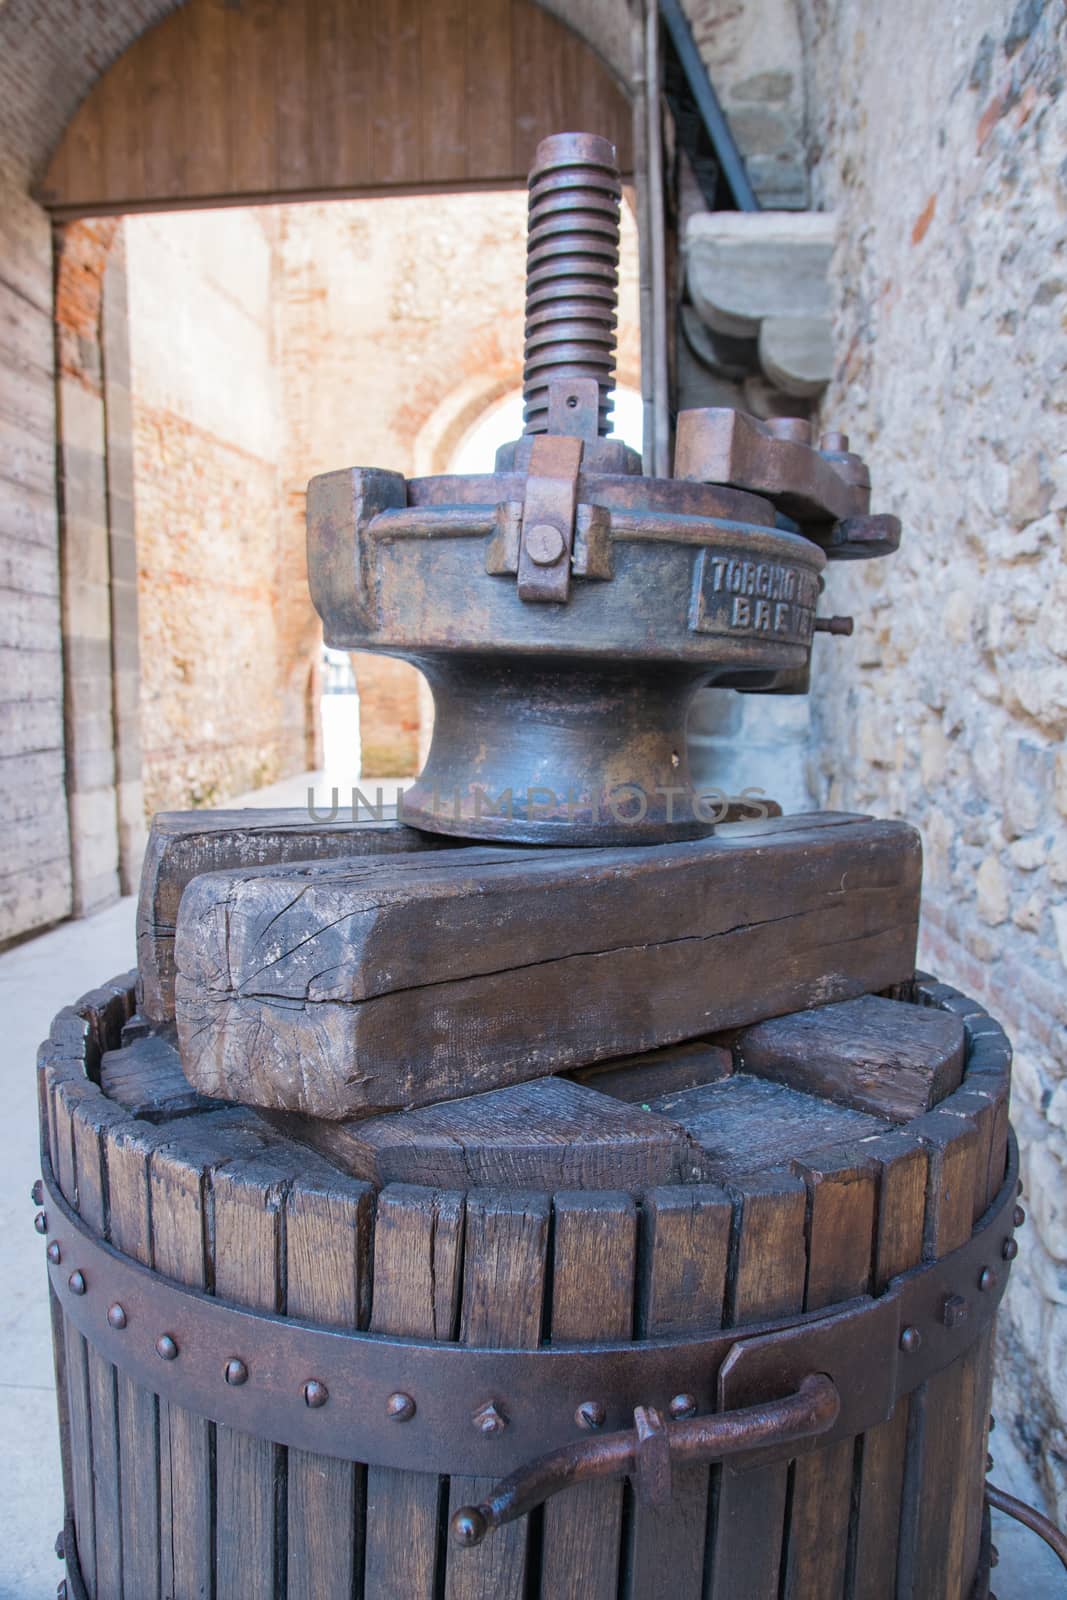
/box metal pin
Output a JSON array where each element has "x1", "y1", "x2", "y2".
[
  {"x1": 303, "y1": 1380, "x2": 329, "y2": 1409},
  {"x1": 576, "y1": 1400, "x2": 606, "y2": 1430},
  {"x1": 34, "y1": 1211, "x2": 48, "y2": 1234},
  {"x1": 156, "y1": 1334, "x2": 179, "y2": 1361},
  {"x1": 979, "y1": 1267, "x2": 997, "y2": 1292},
  {"x1": 225, "y1": 1358, "x2": 249, "y2": 1387},
  {"x1": 900, "y1": 1326, "x2": 922, "y2": 1354},
  {"x1": 941, "y1": 1294, "x2": 969, "y2": 1329},
  {"x1": 31, "y1": 1179, "x2": 44, "y2": 1206},
  {"x1": 68, "y1": 1271, "x2": 86, "y2": 1296},
  {"x1": 472, "y1": 1401, "x2": 507, "y2": 1436},
  {"x1": 47, "y1": 1242, "x2": 61, "y2": 1265},
  {"x1": 814, "y1": 616, "x2": 854, "y2": 636},
  {"x1": 107, "y1": 1303, "x2": 127, "y2": 1330},
  {"x1": 1002, "y1": 1238, "x2": 1019, "y2": 1261}
]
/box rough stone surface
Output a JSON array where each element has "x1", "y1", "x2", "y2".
[
  {"x1": 798, "y1": 0, "x2": 1067, "y2": 1519},
  {"x1": 685, "y1": 0, "x2": 809, "y2": 207},
  {"x1": 687, "y1": 210, "x2": 835, "y2": 336}
]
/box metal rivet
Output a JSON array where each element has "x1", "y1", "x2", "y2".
[
  {"x1": 576, "y1": 1400, "x2": 606, "y2": 1431},
  {"x1": 225, "y1": 1358, "x2": 249, "y2": 1387},
  {"x1": 156, "y1": 1334, "x2": 179, "y2": 1361},
  {"x1": 1002, "y1": 1237, "x2": 1018, "y2": 1261},
  {"x1": 303, "y1": 1380, "x2": 329, "y2": 1409},
  {"x1": 526, "y1": 523, "x2": 566, "y2": 566},
  {"x1": 386, "y1": 1391, "x2": 416, "y2": 1422},
  {"x1": 987, "y1": 1452, "x2": 994, "y2": 1474},
  {"x1": 978, "y1": 1267, "x2": 997, "y2": 1293},
  {"x1": 1018, "y1": 1179, "x2": 1024, "y2": 1196},
  {"x1": 668, "y1": 1393, "x2": 698, "y2": 1420},
  {"x1": 989, "y1": 1414, "x2": 996, "y2": 1431},
  {"x1": 57, "y1": 1583, "x2": 68, "y2": 1600},
  {"x1": 68, "y1": 1270, "x2": 86, "y2": 1296},
  {"x1": 941, "y1": 1293, "x2": 969, "y2": 1329},
  {"x1": 34, "y1": 1210, "x2": 48, "y2": 1234},
  {"x1": 47, "y1": 1242, "x2": 61, "y2": 1265},
  {"x1": 990, "y1": 1543, "x2": 1000, "y2": 1568},
  {"x1": 472, "y1": 1401, "x2": 507, "y2": 1436},
  {"x1": 451, "y1": 1507, "x2": 487, "y2": 1547},
  {"x1": 1013, "y1": 1205, "x2": 1026, "y2": 1228},
  {"x1": 900, "y1": 1326, "x2": 922, "y2": 1354},
  {"x1": 54, "y1": 1529, "x2": 65, "y2": 1559},
  {"x1": 32, "y1": 1179, "x2": 44, "y2": 1207},
  {"x1": 107, "y1": 1303, "x2": 127, "y2": 1330}
]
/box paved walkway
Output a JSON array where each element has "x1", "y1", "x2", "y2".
[{"x1": 1, "y1": 858, "x2": 1063, "y2": 1594}]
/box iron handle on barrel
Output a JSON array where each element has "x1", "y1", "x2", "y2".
[{"x1": 450, "y1": 1371, "x2": 840, "y2": 1546}]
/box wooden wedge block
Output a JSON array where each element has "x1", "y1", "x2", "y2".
[
  {"x1": 99, "y1": 1029, "x2": 223, "y2": 1121},
  {"x1": 174, "y1": 813, "x2": 921, "y2": 1118},
  {"x1": 265, "y1": 1075, "x2": 703, "y2": 1191},
  {"x1": 568, "y1": 1038, "x2": 733, "y2": 1103},
  {"x1": 735, "y1": 993, "x2": 965, "y2": 1122},
  {"x1": 137, "y1": 805, "x2": 452, "y2": 1024},
  {"x1": 650, "y1": 1074, "x2": 891, "y2": 1182}
]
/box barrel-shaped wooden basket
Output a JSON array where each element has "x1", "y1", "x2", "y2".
[{"x1": 39, "y1": 972, "x2": 1012, "y2": 1600}]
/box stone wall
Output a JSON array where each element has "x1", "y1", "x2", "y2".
[
  {"x1": 54, "y1": 218, "x2": 145, "y2": 912},
  {"x1": 0, "y1": 154, "x2": 69, "y2": 942},
  {"x1": 799, "y1": 0, "x2": 1067, "y2": 1515},
  {"x1": 685, "y1": 0, "x2": 808, "y2": 207}
]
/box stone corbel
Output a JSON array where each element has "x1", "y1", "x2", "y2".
[{"x1": 682, "y1": 211, "x2": 835, "y2": 418}]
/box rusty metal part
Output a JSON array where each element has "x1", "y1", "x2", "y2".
[
  {"x1": 814, "y1": 615, "x2": 854, "y2": 635},
  {"x1": 517, "y1": 432, "x2": 583, "y2": 603},
  {"x1": 986, "y1": 1484, "x2": 1067, "y2": 1571},
  {"x1": 305, "y1": 129, "x2": 902, "y2": 846},
  {"x1": 310, "y1": 464, "x2": 826, "y2": 842},
  {"x1": 42, "y1": 1130, "x2": 1018, "y2": 1481},
  {"x1": 523, "y1": 133, "x2": 621, "y2": 436},
  {"x1": 674, "y1": 406, "x2": 872, "y2": 527},
  {"x1": 450, "y1": 1373, "x2": 839, "y2": 1546}
]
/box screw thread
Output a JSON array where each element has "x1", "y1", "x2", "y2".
[{"x1": 523, "y1": 132, "x2": 621, "y2": 436}]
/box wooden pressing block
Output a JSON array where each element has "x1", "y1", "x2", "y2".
[
  {"x1": 175, "y1": 812, "x2": 922, "y2": 1119},
  {"x1": 650, "y1": 1074, "x2": 891, "y2": 1183},
  {"x1": 568, "y1": 1037, "x2": 733, "y2": 1103},
  {"x1": 266, "y1": 1075, "x2": 704, "y2": 1191},
  {"x1": 137, "y1": 805, "x2": 453, "y2": 1024},
  {"x1": 734, "y1": 994, "x2": 966, "y2": 1123},
  {"x1": 99, "y1": 1028, "x2": 223, "y2": 1122}
]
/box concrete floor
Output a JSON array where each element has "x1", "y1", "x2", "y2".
[{"x1": 1, "y1": 873, "x2": 1064, "y2": 1596}]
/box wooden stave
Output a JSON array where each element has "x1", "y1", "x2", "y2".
[{"x1": 39, "y1": 972, "x2": 1010, "y2": 1600}]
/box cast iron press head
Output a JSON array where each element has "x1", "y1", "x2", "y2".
[{"x1": 307, "y1": 132, "x2": 900, "y2": 845}]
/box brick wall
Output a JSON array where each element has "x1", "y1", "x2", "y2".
[{"x1": 125, "y1": 209, "x2": 299, "y2": 814}]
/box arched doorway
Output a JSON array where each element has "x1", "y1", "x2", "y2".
[{"x1": 40, "y1": 0, "x2": 635, "y2": 916}]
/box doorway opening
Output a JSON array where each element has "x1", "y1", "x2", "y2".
[{"x1": 109, "y1": 188, "x2": 640, "y2": 818}]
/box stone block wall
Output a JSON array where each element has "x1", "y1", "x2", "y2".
[
  {"x1": 0, "y1": 150, "x2": 70, "y2": 943},
  {"x1": 798, "y1": 0, "x2": 1067, "y2": 1514}
]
